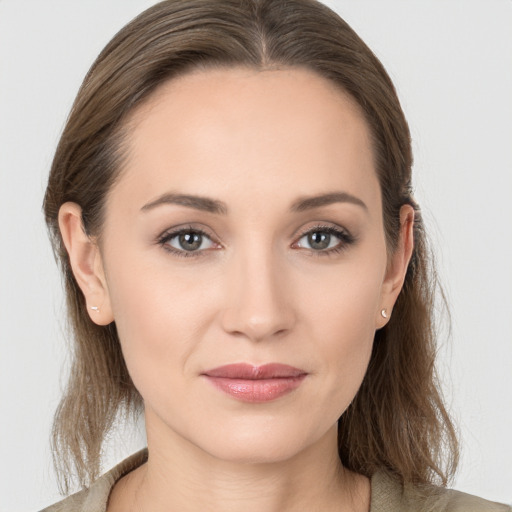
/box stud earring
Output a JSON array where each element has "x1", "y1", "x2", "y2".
[
  {"x1": 90, "y1": 306, "x2": 100, "y2": 313},
  {"x1": 381, "y1": 309, "x2": 388, "y2": 319}
]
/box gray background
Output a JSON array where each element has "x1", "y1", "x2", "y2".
[{"x1": 1, "y1": 1, "x2": 511, "y2": 510}]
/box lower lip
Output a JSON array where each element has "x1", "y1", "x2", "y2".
[{"x1": 204, "y1": 375, "x2": 307, "y2": 402}]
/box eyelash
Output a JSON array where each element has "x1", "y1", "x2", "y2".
[
  {"x1": 157, "y1": 225, "x2": 217, "y2": 259},
  {"x1": 294, "y1": 224, "x2": 356, "y2": 257},
  {"x1": 156, "y1": 223, "x2": 356, "y2": 259}
]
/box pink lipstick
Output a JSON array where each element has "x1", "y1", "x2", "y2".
[{"x1": 202, "y1": 363, "x2": 307, "y2": 403}]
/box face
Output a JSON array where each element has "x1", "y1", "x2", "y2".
[{"x1": 89, "y1": 67, "x2": 399, "y2": 463}]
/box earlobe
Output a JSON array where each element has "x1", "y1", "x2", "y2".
[
  {"x1": 377, "y1": 204, "x2": 415, "y2": 328},
  {"x1": 58, "y1": 202, "x2": 114, "y2": 326}
]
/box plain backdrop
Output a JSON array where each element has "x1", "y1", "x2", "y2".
[{"x1": 1, "y1": 1, "x2": 511, "y2": 510}]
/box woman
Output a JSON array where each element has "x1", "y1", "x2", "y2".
[{"x1": 37, "y1": 0, "x2": 509, "y2": 510}]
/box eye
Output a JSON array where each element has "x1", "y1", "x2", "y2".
[
  {"x1": 294, "y1": 225, "x2": 355, "y2": 254},
  {"x1": 158, "y1": 227, "x2": 218, "y2": 257}
]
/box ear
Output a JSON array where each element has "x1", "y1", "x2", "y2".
[
  {"x1": 376, "y1": 204, "x2": 415, "y2": 328},
  {"x1": 58, "y1": 202, "x2": 114, "y2": 326}
]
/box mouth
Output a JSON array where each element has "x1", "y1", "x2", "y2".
[{"x1": 201, "y1": 363, "x2": 308, "y2": 403}]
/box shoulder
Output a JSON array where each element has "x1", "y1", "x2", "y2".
[
  {"x1": 439, "y1": 489, "x2": 512, "y2": 512},
  {"x1": 39, "y1": 487, "x2": 94, "y2": 512},
  {"x1": 38, "y1": 449, "x2": 148, "y2": 512},
  {"x1": 371, "y1": 470, "x2": 511, "y2": 512}
]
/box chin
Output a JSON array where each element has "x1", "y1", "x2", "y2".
[
  {"x1": 202, "y1": 436, "x2": 308, "y2": 465},
  {"x1": 183, "y1": 415, "x2": 333, "y2": 466}
]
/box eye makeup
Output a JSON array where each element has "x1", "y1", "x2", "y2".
[
  {"x1": 155, "y1": 222, "x2": 357, "y2": 259},
  {"x1": 292, "y1": 223, "x2": 356, "y2": 258},
  {"x1": 156, "y1": 224, "x2": 220, "y2": 258}
]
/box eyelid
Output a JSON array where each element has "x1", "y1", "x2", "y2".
[
  {"x1": 156, "y1": 221, "x2": 355, "y2": 258},
  {"x1": 291, "y1": 222, "x2": 356, "y2": 255},
  {"x1": 294, "y1": 222, "x2": 352, "y2": 242},
  {"x1": 156, "y1": 224, "x2": 222, "y2": 258}
]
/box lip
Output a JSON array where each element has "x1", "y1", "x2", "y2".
[{"x1": 202, "y1": 363, "x2": 308, "y2": 403}]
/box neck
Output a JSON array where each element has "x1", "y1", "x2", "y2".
[{"x1": 110, "y1": 413, "x2": 370, "y2": 512}]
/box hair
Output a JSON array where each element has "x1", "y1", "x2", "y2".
[{"x1": 43, "y1": 0, "x2": 458, "y2": 493}]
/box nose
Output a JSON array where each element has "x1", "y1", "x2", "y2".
[{"x1": 220, "y1": 242, "x2": 296, "y2": 343}]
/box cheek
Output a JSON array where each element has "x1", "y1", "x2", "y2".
[
  {"x1": 305, "y1": 249, "x2": 384, "y2": 346},
  {"x1": 302, "y1": 254, "x2": 385, "y2": 411},
  {"x1": 104, "y1": 231, "x2": 385, "y2": 423},
  {"x1": 105, "y1": 254, "x2": 214, "y2": 396}
]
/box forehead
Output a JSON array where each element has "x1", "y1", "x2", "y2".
[{"x1": 112, "y1": 66, "x2": 380, "y2": 217}]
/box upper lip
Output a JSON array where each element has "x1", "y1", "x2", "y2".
[{"x1": 202, "y1": 363, "x2": 307, "y2": 379}]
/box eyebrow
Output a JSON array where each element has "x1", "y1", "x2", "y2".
[
  {"x1": 141, "y1": 193, "x2": 228, "y2": 215},
  {"x1": 140, "y1": 191, "x2": 367, "y2": 215},
  {"x1": 290, "y1": 191, "x2": 367, "y2": 212}
]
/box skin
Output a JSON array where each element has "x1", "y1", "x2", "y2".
[{"x1": 59, "y1": 66, "x2": 414, "y2": 512}]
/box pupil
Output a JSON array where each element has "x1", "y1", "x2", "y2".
[
  {"x1": 309, "y1": 231, "x2": 330, "y2": 250},
  {"x1": 179, "y1": 232, "x2": 201, "y2": 251}
]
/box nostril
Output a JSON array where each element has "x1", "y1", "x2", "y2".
[{"x1": 220, "y1": 307, "x2": 295, "y2": 343}]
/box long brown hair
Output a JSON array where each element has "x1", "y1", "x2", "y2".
[{"x1": 44, "y1": 0, "x2": 458, "y2": 493}]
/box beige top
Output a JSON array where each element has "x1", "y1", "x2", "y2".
[{"x1": 40, "y1": 449, "x2": 511, "y2": 512}]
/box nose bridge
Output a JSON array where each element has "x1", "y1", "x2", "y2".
[{"x1": 221, "y1": 233, "x2": 295, "y2": 342}]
